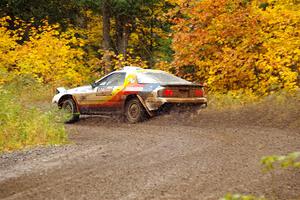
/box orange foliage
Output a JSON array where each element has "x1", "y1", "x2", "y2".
[{"x1": 169, "y1": 0, "x2": 300, "y2": 95}]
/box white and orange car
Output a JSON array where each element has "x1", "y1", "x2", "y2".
[{"x1": 52, "y1": 66, "x2": 207, "y2": 123}]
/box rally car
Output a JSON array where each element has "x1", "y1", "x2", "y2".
[{"x1": 52, "y1": 66, "x2": 207, "y2": 123}]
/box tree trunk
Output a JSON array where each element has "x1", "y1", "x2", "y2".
[
  {"x1": 120, "y1": 24, "x2": 130, "y2": 60},
  {"x1": 102, "y1": 0, "x2": 113, "y2": 74},
  {"x1": 116, "y1": 16, "x2": 123, "y2": 54},
  {"x1": 116, "y1": 16, "x2": 130, "y2": 61}
]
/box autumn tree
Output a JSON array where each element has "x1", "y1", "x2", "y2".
[
  {"x1": 169, "y1": 0, "x2": 300, "y2": 94},
  {"x1": 0, "y1": 17, "x2": 93, "y2": 86},
  {"x1": 78, "y1": 0, "x2": 172, "y2": 72}
]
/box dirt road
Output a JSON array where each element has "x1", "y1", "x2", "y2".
[{"x1": 1, "y1": 107, "x2": 300, "y2": 200}]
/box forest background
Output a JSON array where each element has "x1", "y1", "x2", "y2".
[{"x1": 0, "y1": 0, "x2": 299, "y2": 95}]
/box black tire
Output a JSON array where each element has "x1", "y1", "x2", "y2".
[
  {"x1": 61, "y1": 99, "x2": 80, "y2": 124},
  {"x1": 125, "y1": 98, "x2": 146, "y2": 123}
]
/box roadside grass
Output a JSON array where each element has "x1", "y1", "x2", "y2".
[
  {"x1": 0, "y1": 77, "x2": 68, "y2": 153},
  {"x1": 208, "y1": 89, "x2": 300, "y2": 110},
  {"x1": 205, "y1": 89, "x2": 300, "y2": 130}
]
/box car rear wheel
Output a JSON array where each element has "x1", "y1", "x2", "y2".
[
  {"x1": 61, "y1": 99, "x2": 80, "y2": 123},
  {"x1": 125, "y1": 98, "x2": 146, "y2": 123}
]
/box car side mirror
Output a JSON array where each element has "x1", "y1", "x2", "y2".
[{"x1": 91, "y1": 82, "x2": 97, "y2": 89}]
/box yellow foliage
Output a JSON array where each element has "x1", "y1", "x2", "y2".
[
  {"x1": 0, "y1": 17, "x2": 93, "y2": 87},
  {"x1": 84, "y1": 10, "x2": 103, "y2": 47},
  {"x1": 97, "y1": 49, "x2": 148, "y2": 72}
]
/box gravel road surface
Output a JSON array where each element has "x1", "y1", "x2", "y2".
[{"x1": 1, "y1": 107, "x2": 300, "y2": 200}]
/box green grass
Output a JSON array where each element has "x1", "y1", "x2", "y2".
[{"x1": 0, "y1": 77, "x2": 68, "y2": 153}]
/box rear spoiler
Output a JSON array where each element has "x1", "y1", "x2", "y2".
[{"x1": 160, "y1": 83, "x2": 206, "y2": 87}]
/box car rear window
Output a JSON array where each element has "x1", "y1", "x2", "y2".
[{"x1": 137, "y1": 71, "x2": 191, "y2": 85}]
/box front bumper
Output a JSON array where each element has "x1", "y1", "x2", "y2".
[
  {"x1": 52, "y1": 87, "x2": 68, "y2": 104},
  {"x1": 52, "y1": 94, "x2": 60, "y2": 104}
]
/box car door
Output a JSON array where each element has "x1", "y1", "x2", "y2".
[{"x1": 81, "y1": 72, "x2": 126, "y2": 113}]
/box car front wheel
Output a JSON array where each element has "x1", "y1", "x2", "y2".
[
  {"x1": 61, "y1": 99, "x2": 80, "y2": 123},
  {"x1": 125, "y1": 98, "x2": 146, "y2": 123}
]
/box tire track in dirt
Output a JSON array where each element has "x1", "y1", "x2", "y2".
[{"x1": 0, "y1": 112, "x2": 300, "y2": 200}]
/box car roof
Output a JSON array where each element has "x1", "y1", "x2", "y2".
[{"x1": 117, "y1": 66, "x2": 164, "y2": 74}]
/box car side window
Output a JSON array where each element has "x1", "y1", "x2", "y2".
[{"x1": 97, "y1": 73, "x2": 126, "y2": 87}]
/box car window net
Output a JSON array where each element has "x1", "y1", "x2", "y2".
[
  {"x1": 106, "y1": 73, "x2": 125, "y2": 86},
  {"x1": 97, "y1": 73, "x2": 126, "y2": 87}
]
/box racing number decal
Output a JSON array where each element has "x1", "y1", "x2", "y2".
[{"x1": 96, "y1": 87, "x2": 112, "y2": 96}]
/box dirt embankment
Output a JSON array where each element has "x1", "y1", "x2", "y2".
[{"x1": 0, "y1": 102, "x2": 300, "y2": 200}]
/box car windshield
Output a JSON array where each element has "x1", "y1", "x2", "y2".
[{"x1": 137, "y1": 71, "x2": 191, "y2": 85}]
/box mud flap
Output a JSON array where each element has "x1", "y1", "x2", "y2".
[
  {"x1": 196, "y1": 103, "x2": 207, "y2": 114},
  {"x1": 136, "y1": 95, "x2": 154, "y2": 117}
]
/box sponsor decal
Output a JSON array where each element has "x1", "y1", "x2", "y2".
[
  {"x1": 79, "y1": 96, "x2": 87, "y2": 101},
  {"x1": 125, "y1": 86, "x2": 144, "y2": 92}
]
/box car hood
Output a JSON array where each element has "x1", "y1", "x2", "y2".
[{"x1": 67, "y1": 85, "x2": 92, "y2": 94}]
